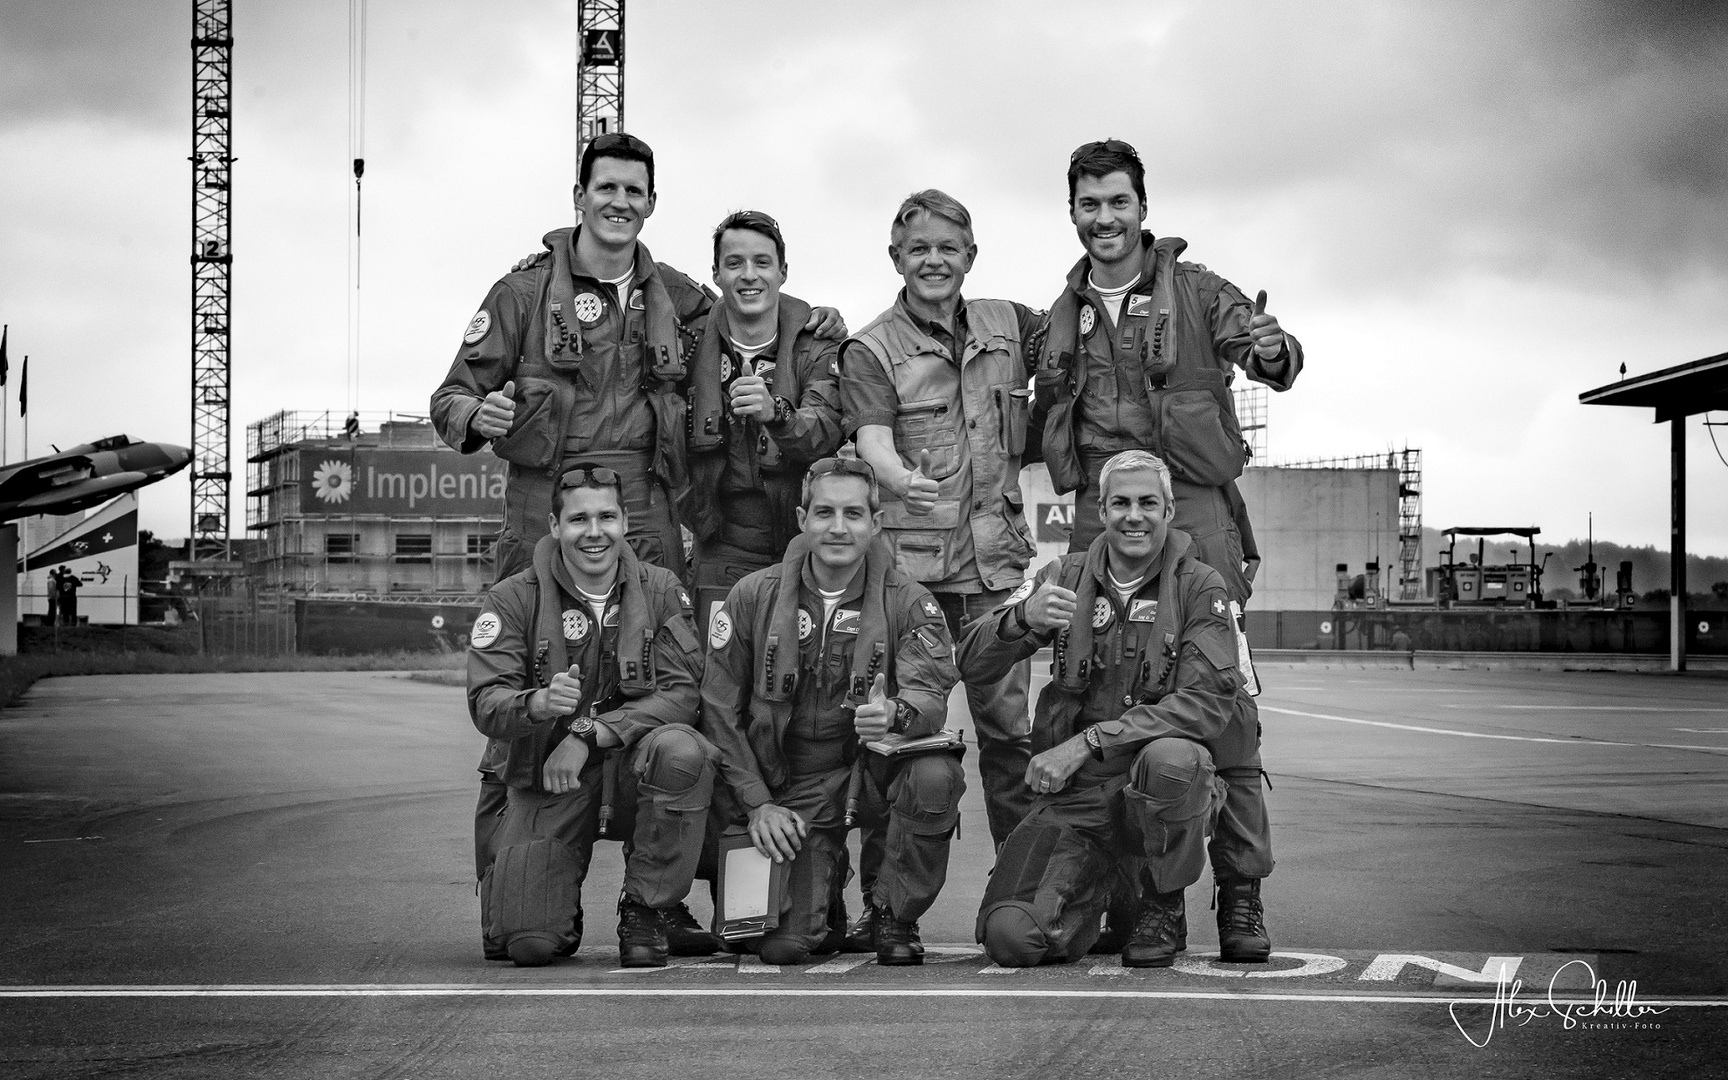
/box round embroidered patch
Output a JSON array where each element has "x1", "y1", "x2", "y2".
[
  {"x1": 572, "y1": 292, "x2": 605, "y2": 324},
  {"x1": 709, "y1": 607, "x2": 733, "y2": 650},
  {"x1": 719, "y1": 355, "x2": 734, "y2": 383},
  {"x1": 798, "y1": 609, "x2": 814, "y2": 641},
  {"x1": 563, "y1": 608, "x2": 590, "y2": 642},
  {"x1": 1079, "y1": 306, "x2": 1095, "y2": 337},
  {"x1": 1091, "y1": 597, "x2": 1112, "y2": 630},
  {"x1": 1006, "y1": 580, "x2": 1036, "y2": 606},
  {"x1": 470, "y1": 612, "x2": 502, "y2": 648},
  {"x1": 463, "y1": 309, "x2": 492, "y2": 344}
]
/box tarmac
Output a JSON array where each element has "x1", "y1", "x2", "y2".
[{"x1": 3, "y1": 663, "x2": 1726, "y2": 1078}]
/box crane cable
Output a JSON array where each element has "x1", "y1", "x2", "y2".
[{"x1": 347, "y1": 0, "x2": 368, "y2": 414}]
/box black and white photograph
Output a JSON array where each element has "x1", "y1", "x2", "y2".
[{"x1": 2, "y1": 1, "x2": 1726, "y2": 1076}]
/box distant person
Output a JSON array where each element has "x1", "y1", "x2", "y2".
[
  {"x1": 699, "y1": 458, "x2": 963, "y2": 965},
  {"x1": 56, "y1": 567, "x2": 82, "y2": 626},
  {"x1": 682, "y1": 210, "x2": 845, "y2": 632},
  {"x1": 45, "y1": 567, "x2": 61, "y2": 625},
  {"x1": 958, "y1": 450, "x2": 1246, "y2": 968},
  {"x1": 342, "y1": 411, "x2": 361, "y2": 440},
  {"x1": 466, "y1": 464, "x2": 717, "y2": 967},
  {"x1": 1033, "y1": 139, "x2": 1300, "y2": 959}
]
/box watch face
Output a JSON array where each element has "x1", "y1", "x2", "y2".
[{"x1": 570, "y1": 715, "x2": 595, "y2": 736}]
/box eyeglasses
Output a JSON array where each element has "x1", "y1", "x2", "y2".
[
  {"x1": 807, "y1": 457, "x2": 876, "y2": 483},
  {"x1": 559, "y1": 465, "x2": 622, "y2": 489},
  {"x1": 584, "y1": 131, "x2": 654, "y2": 162},
  {"x1": 1070, "y1": 138, "x2": 1140, "y2": 164}
]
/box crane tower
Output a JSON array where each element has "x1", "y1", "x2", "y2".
[
  {"x1": 191, "y1": 0, "x2": 233, "y2": 559},
  {"x1": 576, "y1": 0, "x2": 625, "y2": 177}
]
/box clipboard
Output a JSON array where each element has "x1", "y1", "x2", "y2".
[{"x1": 712, "y1": 830, "x2": 790, "y2": 940}]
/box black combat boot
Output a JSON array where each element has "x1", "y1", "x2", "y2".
[
  {"x1": 1216, "y1": 877, "x2": 1271, "y2": 963},
  {"x1": 618, "y1": 897, "x2": 670, "y2": 968},
  {"x1": 875, "y1": 902, "x2": 924, "y2": 967},
  {"x1": 662, "y1": 900, "x2": 721, "y2": 957},
  {"x1": 841, "y1": 894, "x2": 877, "y2": 954},
  {"x1": 1122, "y1": 886, "x2": 1186, "y2": 968},
  {"x1": 1088, "y1": 871, "x2": 1143, "y2": 954},
  {"x1": 818, "y1": 893, "x2": 850, "y2": 955}
]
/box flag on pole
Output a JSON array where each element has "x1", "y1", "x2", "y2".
[
  {"x1": 0, "y1": 324, "x2": 8, "y2": 385},
  {"x1": 19, "y1": 355, "x2": 26, "y2": 415}
]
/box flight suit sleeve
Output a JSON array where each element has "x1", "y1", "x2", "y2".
[
  {"x1": 891, "y1": 588, "x2": 961, "y2": 738},
  {"x1": 466, "y1": 579, "x2": 548, "y2": 741},
  {"x1": 697, "y1": 581, "x2": 776, "y2": 810},
  {"x1": 431, "y1": 276, "x2": 532, "y2": 454},
  {"x1": 839, "y1": 339, "x2": 899, "y2": 435},
  {"x1": 762, "y1": 337, "x2": 845, "y2": 461},
  {"x1": 1099, "y1": 566, "x2": 1241, "y2": 750},
  {"x1": 657, "y1": 262, "x2": 718, "y2": 328},
  {"x1": 1203, "y1": 270, "x2": 1303, "y2": 391},
  {"x1": 597, "y1": 580, "x2": 705, "y2": 747},
  {"x1": 954, "y1": 559, "x2": 1063, "y2": 684},
  {"x1": 1013, "y1": 302, "x2": 1050, "y2": 465}
]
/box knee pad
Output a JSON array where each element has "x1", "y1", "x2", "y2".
[
  {"x1": 981, "y1": 903, "x2": 1049, "y2": 967},
  {"x1": 483, "y1": 839, "x2": 580, "y2": 966},
  {"x1": 891, "y1": 754, "x2": 965, "y2": 832},
  {"x1": 638, "y1": 725, "x2": 717, "y2": 795},
  {"x1": 974, "y1": 818, "x2": 1111, "y2": 964},
  {"x1": 759, "y1": 937, "x2": 812, "y2": 966},
  {"x1": 1130, "y1": 740, "x2": 1215, "y2": 812}
]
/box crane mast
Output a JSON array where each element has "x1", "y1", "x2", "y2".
[
  {"x1": 191, "y1": 0, "x2": 233, "y2": 560},
  {"x1": 576, "y1": 0, "x2": 625, "y2": 182}
]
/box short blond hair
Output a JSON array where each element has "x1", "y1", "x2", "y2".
[
  {"x1": 890, "y1": 189, "x2": 973, "y2": 248},
  {"x1": 1099, "y1": 449, "x2": 1173, "y2": 505}
]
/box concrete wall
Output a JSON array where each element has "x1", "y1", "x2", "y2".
[{"x1": 1020, "y1": 463, "x2": 1402, "y2": 611}]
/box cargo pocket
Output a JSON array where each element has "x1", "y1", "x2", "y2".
[
  {"x1": 488, "y1": 377, "x2": 560, "y2": 469},
  {"x1": 1001, "y1": 489, "x2": 1036, "y2": 565},
  {"x1": 996, "y1": 386, "x2": 1031, "y2": 456},
  {"x1": 1040, "y1": 398, "x2": 1084, "y2": 494},
  {"x1": 894, "y1": 399, "x2": 961, "y2": 479},
  {"x1": 882, "y1": 499, "x2": 961, "y2": 581},
  {"x1": 1158, "y1": 379, "x2": 1244, "y2": 487}
]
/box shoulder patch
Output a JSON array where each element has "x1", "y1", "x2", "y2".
[
  {"x1": 921, "y1": 598, "x2": 942, "y2": 620},
  {"x1": 462, "y1": 309, "x2": 492, "y2": 345},
  {"x1": 1206, "y1": 591, "x2": 1230, "y2": 622},
  {"x1": 678, "y1": 589, "x2": 692, "y2": 610},
  {"x1": 470, "y1": 612, "x2": 502, "y2": 649},
  {"x1": 709, "y1": 606, "x2": 733, "y2": 650},
  {"x1": 1006, "y1": 580, "x2": 1036, "y2": 606}
]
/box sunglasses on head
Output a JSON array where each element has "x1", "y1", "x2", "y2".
[
  {"x1": 718, "y1": 209, "x2": 782, "y2": 234},
  {"x1": 585, "y1": 131, "x2": 654, "y2": 161},
  {"x1": 807, "y1": 457, "x2": 876, "y2": 483},
  {"x1": 559, "y1": 465, "x2": 622, "y2": 489},
  {"x1": 1070, "y1": 138, "x2": 1140, "y2": 164}
]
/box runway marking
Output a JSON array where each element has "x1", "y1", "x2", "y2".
[
  {"x1": 1443, "y1": 705, "x2": 1728, "y2": 713},
  {"x1": 805, "y1": 955, "x2": 875, "y2": 975},
  {"x1": 1261, "y1": 706, "x2": 1728, "y2": 752},
  {"x1": 1, "y1": 985, "x2": 1722, "y2": 1006},
  {"x1": 1675, "y1": 728, "x2": 1728, "y2": 734}
]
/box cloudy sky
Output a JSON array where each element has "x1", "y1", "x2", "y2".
[{"x1": 2, "y1": 0, "x2": 1725, "y2": 555}]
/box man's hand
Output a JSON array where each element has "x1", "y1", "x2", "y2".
[
  {"x1": 471, "y1": 379, "x2": 517, "y2": 440},
  {"x1": 852, "y1": 673, "x2": 893, "y2": 742},
  {"x1": 542, "y1": 734, "x2": 591, "y2": 796},
  {"x1": 804, "y1": 306, "x2": 848, "y2": 341},
  {"x1": 728, "y1": 359, "x2": 776, "y2": 421},
  {"x1": 1024, "y1": 734, "x2": 1090, "y2": 796},
  {"x1": 901, "y1": 450, "x2": 939, "y2": 516},
  {"x1": 748, "y1": 802, "x2": 807, "y2": 863},
  {"x1": 543, "y1": 663, "x2": 584, "y2": 716},
  {"x1": 1022, "y1": 581, "x2": 1078, "y2": 633},
  {"x1": 1248, "y1": 290, "x2": 1286, "y2": 360}
]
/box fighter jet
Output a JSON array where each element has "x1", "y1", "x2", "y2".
[{"x1": 0, "y1": 435, "x2": 191, "y2": 522}]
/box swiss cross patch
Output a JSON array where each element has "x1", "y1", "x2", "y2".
[
  {"x1": 922, "y1": 599, "x2": 941, "y2": 619},
  {"x1": 678, "y1": 590, "x2": 691, "y2": 610},
  {"x1": 1211, "y1": 597, "x2": 1228, "y2": 617}
]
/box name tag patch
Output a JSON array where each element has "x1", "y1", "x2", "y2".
[
  {"x1": 1125, "y1": 294, "x2": 1155, "y2": 319},
  {"x1": 1129, "y1": 599, "x2": 1158, "y2": 623},
  {"x1": 831, "y1": 609, "x2": 861, "y2": 635}
]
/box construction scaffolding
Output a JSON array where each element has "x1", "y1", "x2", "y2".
[
  {"x1": 1272, "y1": 447, "x2": 1424, "y2": 600},
  {"x1": 1232, "y1": 384, "x2": 1268, "y2": 463},
  {"x1": 191, "y1": 0, "x2": 233, "y2": 560}
]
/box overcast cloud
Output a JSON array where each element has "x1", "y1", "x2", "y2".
[{"x1": 1, "y1": 0, "x2": 1723, "y2": 553}]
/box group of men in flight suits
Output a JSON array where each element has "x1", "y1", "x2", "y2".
[{"x1": 433, "y1": 131, "x2": 1303, "y2": 969}]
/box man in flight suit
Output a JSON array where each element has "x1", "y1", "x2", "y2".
[
  {"x1": 1034, "y1": 140, "x2": 1299, "y2": 959},
  {"x1": 700, "y1": 458, "x2": 964, "y2": 965},
  {"x1": 840, "y1": 191, "x2": 1044, "y2": 945},
  {"x1": 467, "y1": 464, "x2": 716, "y2": 967},
  {"x1": 959, "y1": 450, "x2": 1243, "y2": 967},
  {"x1": 683, "y1": 209, "x2": 845, "y2": 631}
]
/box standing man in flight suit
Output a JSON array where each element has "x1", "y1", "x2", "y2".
[
  {"x1": 1035, "y1": 140, "x2": 1301, "y2": 960},
  {"x1": 959, "y1": 450, "x2": 1241, "y2": 968},
  {"x1": 431, "y1": 133, "x2": 845, "y2": 904},
  {"x1": 700, "y1": 458, "x2": 963, "y2": 965},
  {"x1": 840, "y1": 191, "x2": 1044, "y2": 908},
  {"x1": 683, "y1": 210, "x2": 845, "y2": 631},
  {"x1": 467, "y1": 464, "x2": 716, "y2": 967}
]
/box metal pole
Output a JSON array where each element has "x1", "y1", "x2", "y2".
[{"x1": 1671, "y1": 416, "x2": 1686, "y2": 672}]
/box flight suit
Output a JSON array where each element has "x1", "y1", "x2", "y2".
[
  {"x1": 467, "y1": 532, "x2": 713, "y2": 957},
  {"x1": 699, "y1": 537, "x2": 962, "y2": 963},
  {"x1": 1034, "y1": 233, "x2": 1297, "y2": 882},
  {"x1": 682, "y1": 293, "x2": 844, "y2": 632},
  {"x1": 957, "y1": 528, "x2": 1244, "y2": 966},
  {"x1": 840, "y1": 293, "x2": 1042, "y2": 848}
]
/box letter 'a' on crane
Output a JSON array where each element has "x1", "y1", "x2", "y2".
[{"x1": 576, "y1": 0, "x2": 626, "y2": 197}]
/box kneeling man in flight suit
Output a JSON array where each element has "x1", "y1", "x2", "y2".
[
  {"x1": 700, "y1": 458, "x2": 964, "y2": 965},
  {"x1": 467, "y1": 464, "x2": 718, "y2": 967},
  {"x1": 959, "y1": 449, "x2": 1246, "y2": 967}
]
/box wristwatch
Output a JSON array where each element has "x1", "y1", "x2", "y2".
[
  {"x1": 568, "y1": 712, "x2": 599, "y2": 747},
  {"x1": 771, "y1": 396, "x2": 793, "y2": 424},
  {"x1": 1083, "y1": 724, "x2": 1104, "y2": 761},
  {"x1": 889, "y1": 698, "x2": 913, "y2": 735}
]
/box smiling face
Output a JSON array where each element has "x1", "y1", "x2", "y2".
[
  {"x1": 550, "y1": 485, "x2": 627, "y2": 591},
  {"x1": 575, "y1": 156, "x2": 656, "y2": 250},
  {"x1": 889, "y1": 212, "x2": 975, "y2": 312},
  {"x1": 1100, "y1": 467, "x2": 1173, "y2": 570},
  {"x1": 713, "y1": 228, "x2": 787, "y2": 323},
  {"x1": 796, "y1": 474, "x2": 881, "y2": 582},
  {"x1": 1070, "y1": 171, "x2": 1147, "y2": 270}
]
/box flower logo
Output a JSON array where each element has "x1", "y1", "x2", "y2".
[{"x1": 311, "y1": 460, "x2": 353, "y2": 504}]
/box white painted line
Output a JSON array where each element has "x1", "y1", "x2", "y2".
[
  {"x1": 978, "y1": 964, "x2": 1019, "y2": 975},
  {"x1": 736, "y1": 956, "x2": 781, "y2": 975},
  {"x1": 1262, "y1": 706, "x2": 1728, "y2": 752},
  {"x1": 1444, "y1": 705, "x2": 1728, "y2": 713},
  {"x1": 805, "y1": 955, "x2": 876, "y2": 975},
  {"x1": 1, "y1": 985, "x2": 1723, "y2": 1006},
  {"x1": 1172, "y1": 952, "x2": 1350, "y2": 979}
]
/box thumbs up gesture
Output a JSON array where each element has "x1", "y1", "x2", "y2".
[
  {"x1": 728, "y1": 356, "x2": 775, "y2": 420},
  {"x1": 472, "y1": 378, "x2": 518, "y2": 439},
  {"x1": 545, "y1": 663, "x2": 584, "y2": 716},
  {"x1": 1247, "y1": 289, "x2": 1286, "y2": 361},
  {"x1": 902, "y1": 448, "x2": 941, "y2": 516},
  {"x1": 1023, "y1": 580, "x2": 1079, "y2": 633},
  {"x1": 852, "y1": 672, "x2": 894, "y2": 742}
]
